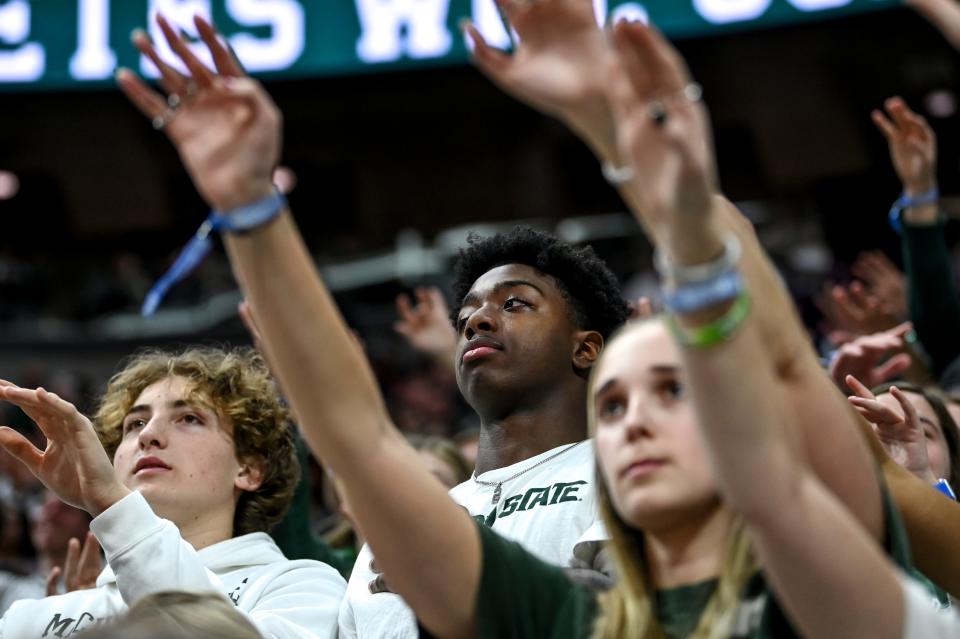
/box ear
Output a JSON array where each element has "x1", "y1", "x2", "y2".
[
  {"x1": 235, "y1": 457, "x2": 266, "y2": 493},
  {"x1": 572, "y1": 331, "x2": 604, "y2": 372}
]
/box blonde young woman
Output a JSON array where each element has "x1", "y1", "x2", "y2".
[{"x1": 117, "y1": 8, "x2": 960, "y2": 639}]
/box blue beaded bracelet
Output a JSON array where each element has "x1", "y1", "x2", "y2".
[{"x1": 662, "y1": 270, "x2": 744, "y2": 315}]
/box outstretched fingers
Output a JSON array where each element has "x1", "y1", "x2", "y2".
[
  {"x1": 156, "y1": 13, "x2": 215, "y2": 88},
  {"x1": 194, "y1": 15, "x2": 245, "y2": 77},
  {"x1": 871, "y1": 108, "x2": 898, "y2": 141},
  {"x1": 131, "y1": 29, "x2": 190, "y2": 96},
  {"x1": 45, "y1": 566, "x2": 61, "y2": 597},
  {"x1": 462, "y1": 22, "x2": 511, "y2": 78},
  {"x1": 845, "y1": 374, "x2": 875, "y2": 400},
  {"x1": 610, "y1": 21, "x2": 655, "y2": 105},
  {"x1": 889, "y1": 386, "x2": 920, "y2": 430},
  {"x1": 116, "y1": 68, "x2": 169, "y2": 123},
  {"x1": 873, "y1": 352, "x2": 912, "y2": 385}
]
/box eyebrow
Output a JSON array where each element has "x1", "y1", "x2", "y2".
[
  {"x1": 460, "y1": 279, "x2": 546, "y2": 310},
  {"x1": 593, "y1": 364, "x2": 680, "y2": 397},
  {"x1": 650, "y1": 365, "x2": 680, "y2": 375},
  {"x1": 124, "y1": 399, "x2": 196, "y2": 417}
]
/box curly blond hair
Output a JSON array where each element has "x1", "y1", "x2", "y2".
[{"x1": 94, "y1": 346, "x2": 297, "y2": 536}]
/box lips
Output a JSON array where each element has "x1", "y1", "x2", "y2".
[
  {"x1": 620, "y1": 459, "x2": 667, "y2": 480},
  {"x1": 134, "y1": 457, "x2": 171, "y2": 475},
  {"x1": 460, "y1": 337, "x2": 504, "y2": 364}
]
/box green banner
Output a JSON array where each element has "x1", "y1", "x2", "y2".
[{"x1": 0, "y1": 0, "x2": 899, "y2": 90}]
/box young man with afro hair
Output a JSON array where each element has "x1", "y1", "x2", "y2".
[{"x1": 339, "y1": 226, "x2": 630, "y2": 639}]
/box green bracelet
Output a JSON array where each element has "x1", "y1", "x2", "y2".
[{"x1": 666, "y1": 292, "x2": 752, "y2": 349}]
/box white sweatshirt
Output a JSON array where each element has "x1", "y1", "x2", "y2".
[{"x1": 0, "y1": 491, "x2": 345, "y2": 639}]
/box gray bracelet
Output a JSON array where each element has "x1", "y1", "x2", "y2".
[{"x1": 654, "y1": 232, "x2": 742, "y2": 284}]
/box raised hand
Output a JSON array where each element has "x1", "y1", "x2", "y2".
[
  {"x1": 605, "y1": 21, "x2": 717, "y2": 231},
  {"x1": 46, "y1": 531, "x2": 103, "y2": 596},
  {"x1": 873, "y1": 97, "x2": 937, "y2": 199},
  {"x1": 816, "y1": 281, "x2": 901, "y2": 345},
  {"x1": 851, "y1": 251, "x2": 908, "y2": 321},
  {"x1": 846, "y1": 376, "x2": 936, "y2": 483},
  {"x1": 0, "y1": 383, "x2": 129, "y2": 516},
  {"x1": 462, "y1": 0, "x2": 615, "y2": 155},
  {"x1": 117, "y1": 14, "x2": 280, "y2": 212},
  {"x1": 394, "y1": 287, "x2": 457, "y2": 365},
  {"x1": 829, "y1": 323, "x2": 913, "y2": 391}
]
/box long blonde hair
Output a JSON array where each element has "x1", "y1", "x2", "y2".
[{"x1": 588, "y1": 320, "x2": 757, "y2": 639}]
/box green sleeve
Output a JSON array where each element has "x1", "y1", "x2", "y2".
[
  {"x1": 902, "y1": 222, "x2": 960, "y2": 377},
  {"x1": 475, "y1": 524, "x2": 598, "y2": 639},
  {"x1": 270, "y1": 433, "x2": 354, "y2": 579}
]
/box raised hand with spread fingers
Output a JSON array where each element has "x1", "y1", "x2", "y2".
[
  {"x1": 0, "y1": 383, "x2": 129, "y2": 517},
  {"x1": 117, "y1": 14, "x2": 280, "y2": 213},
  {"x1": 46, "y1": 531, "x2": 103, "y2": 596},
  {"x1": 851, "y1": 251, "x2": 908, "y2": 321},
  {"x1": 829, "y1": 323, "x2": 914, "y2": 391},
  {"x1": 847, "y1": 376, "x2": 936, "y2": 484},
  {"x1": 605, "y1": 20, "x2": 717, "y2": 247},
  {"x1": 817, "y1": 280, "x2": 902, "y2": 345},
  {"x1": 394, "y1": 287, "x2": 457, "y2": 366},
  {"x1": 462, "y1": 0, "x2": 616, "y2": 157},
  {"x1": 873, "y1": 96, "x2": 938, "y2": 225}
]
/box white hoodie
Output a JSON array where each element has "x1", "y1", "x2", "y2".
[{"x1": 0, "y1": 491, "x2": 344, "y2": 639}]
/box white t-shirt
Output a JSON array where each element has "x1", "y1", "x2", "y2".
[
  {"x1": 902, "y1": 571, "x2": 960, "y2": 638},
  {"x1": 338, "y1": 440, "x2": 606, "y2": 639}
]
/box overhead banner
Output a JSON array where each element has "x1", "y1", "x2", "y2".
[{"x1": 0, "y1": 0, "x2": 899, "y2": 90}]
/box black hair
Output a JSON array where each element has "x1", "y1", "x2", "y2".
[{"x1": 451, "y1": 226, "x2": 629, "y2": 339}]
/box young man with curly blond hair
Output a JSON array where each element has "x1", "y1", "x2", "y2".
[{"x1": 0, "y1": 347, "x2": 344, "y2": 639}]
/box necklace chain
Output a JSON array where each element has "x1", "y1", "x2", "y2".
[{"x1": 472, "y1": 441, "x2": 584, "y2": 505}]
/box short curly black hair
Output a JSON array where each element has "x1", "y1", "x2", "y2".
[{"x1": 451, "y1": 226, "x2": 629, "y2": 339}]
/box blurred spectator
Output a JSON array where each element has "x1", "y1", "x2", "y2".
[
  {"x1": 0, "y1": 491, "x2": 92, "y2": 613},
  {"x1": 77, "y1": 591, "x2": 261, "y2": 639}
]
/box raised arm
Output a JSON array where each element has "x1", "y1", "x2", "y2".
[
  {"x1": 116, "y1": 15, "x2": 479, "y2": 638},
  {"x1": 874, "y1": 97, "x2": 960, "y2": 378},
  {"x1": 465, "y1": 0, "x2": 960, "y2": 592},
  {"x1": 604, "y1": 21, "x2": 903, "y2": 637}
]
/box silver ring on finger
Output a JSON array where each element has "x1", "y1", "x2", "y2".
[
  {"x1": 166, "y1": 93, "x2": 182, "y2": 109},
  {"x1": 647, "y1": 100, "x2": 668, "y2": 127},
  {"x1": 151, "y1": 107, "x2": 178, "y2": 131},
  {"x1": 683, "y1": 82, "x2": 703, "y2": 104},
  {"x1": 601, "y1": 161, "x2": 635, "y2": 186}
]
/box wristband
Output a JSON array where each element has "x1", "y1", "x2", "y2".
[
  {"x1": 662, "y1": 270, "x2": 744, "y2": 314},
  {"x1": 666, "y1": 291, "x2": 751, "y2": 349},
  {"x1": 934, "y1": 478, "x2": 956, "y2": 500},
  {"x1": 141, "y1": 189, "x2": 287, "y2": 316},
  {"x1": 212, "y1": 189, "x2": 287, "y2": 234},
  {"x1": 654, "y1": 233, "x2": 742, "y2": 285},
  {"x1": 888, "y1": 187, "x2": 940, "y2": 235}
]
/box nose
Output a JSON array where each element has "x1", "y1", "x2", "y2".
[
  {"x1": 137, "y1": 416, "x2": 168, "y2": 450},
  {"x1": 622, "y1": 396, "x2": 655, "y2": 443},
  {"x1": 463, "y1": 304, "x2": 498, "y2": 340}
]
